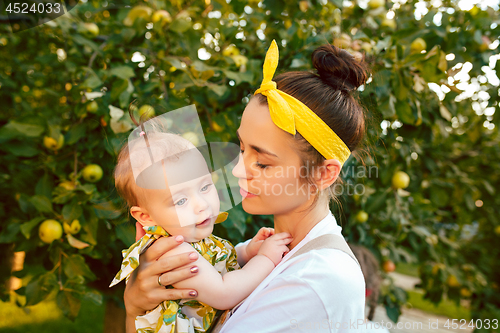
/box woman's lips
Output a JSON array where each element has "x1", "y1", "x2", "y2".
[{"x1": 240, "y1": 188, "x2": 257, "y2": 198}]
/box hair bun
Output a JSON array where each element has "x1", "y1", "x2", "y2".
[{"x1": 312, "y1": 44, "x2": 369, "y2": 92}]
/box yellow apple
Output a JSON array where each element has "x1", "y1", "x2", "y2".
[
  {"x1": 392, "y1": 171, "x2": 410, "y2": 189},
  {"x1": 124, "y1": 5, "x2": 153, "y2": 26},
  {"x1": 182, "y1": 131, "x2": 200, "y2": 146},
  {"x1": 39, "y1": 219, "x2": 63, "y2": 244},
  {"x1": 355, "y1": 211, "x2": 369, "y2": 223},
  {"x1": 368, "y1": 0, "x2": 385, "y2": 9},
  {"x1": 381, "y1": 18, "x2": 396, "y2": 30},
  {"x1": 410, "y1": 37, "x2": 427, "y2": 53},
  {"x1": 83, "y1": 23, "x2": 99, "y2": 37},
  {"x1": 152, "y1": 10, "x2": 172, "y2": 25},
  {"x1": 43, "y1": 134, "x2": 64, "y2": 151},
  {"x1": 82, "y1": 164, "x2": 103, "y2": 183},
  {"x1": 64, "y1": 219, "x2": 81, "y2": 235},
  {"x1": 139, "y1": 105, "x2": 155, "y2": 119},
  {"x1": 222, "y1": 45, "x2": 240, "y2": 57}
]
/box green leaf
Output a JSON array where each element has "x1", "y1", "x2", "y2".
[
  {"x1": 93, "y1": 200, "x2": 122, "y2": 219},
  {"x1": 1, "y1": 121, "x2": 44, "y2": 138},
  {"x1": 208, "y1": 84, "x2": 228, "y2": 97},
  {"x1": 109, "y1": 66, "x2": 136, "y2": 80},
  {"x1": 3, "y1": 141, "x2": 39, "y2": 157},
  {"x1": 170, "y1": 17, "x2": 192, "y2": 33},
  {"x1": 396, "y1": 101, "x2": 415, "y2": 124},
  {"x1": 30, "y1": 195, "x2": 53, "y2": 213},
  {"x1": 72, "y1": 34, "x2": 100, "y2": 52},
  {"x1": 35, "y1": 174, "x2": 53, "y2": 200},
  {"x1": 57, "y1": 290, "x2": 81, "y2": 321},
  {"x1": 385, "y1": 304, "x2": 401, "y2": 322},
  {"x1": 20, "y1": 217, "x2": 45, "y2": 239},
  {"x1": 66, "y1": 124, "x2": 87, "y2": 145},
  {"x1": 62, "y1": 202, "x2": 83, "y2": 221},
  {"x1": 115, "y1": 222, "x2": 135, "y2": 247},
  {"x1": 63, "y1": 254, "x2": 96, "y2": 280},
  {"x1": 26, "y1": 272, "x2": 58, "y2": 306},
  {"x1": 83, "y1": 290, "x2": 103, "y2": 306}
]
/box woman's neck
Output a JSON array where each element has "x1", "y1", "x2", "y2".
[{"x1": 273, "y1": 199, "x2": 330, "y2": 250}]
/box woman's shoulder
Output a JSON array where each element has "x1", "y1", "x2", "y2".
[{"x1": 279, "y1": 243, "x2": 365, "y2": 290}]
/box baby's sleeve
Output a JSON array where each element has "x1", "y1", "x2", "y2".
[
  {"x1": 109, "y1": 235, "x2": 156, "y2": 287},
  {"x1": 223, "y1": 239, "x2": 240, "y2": 272}
]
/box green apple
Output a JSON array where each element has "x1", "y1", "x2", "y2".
[
  {"x1": 82, "y1": 164, "x2": 103, "y2": 183},
  {"x1": 86, "y1": 100, "x2": 99, "y2": 113},
  {"x1": 39, "y1": 219, "x2": 63, "y2": 244}
]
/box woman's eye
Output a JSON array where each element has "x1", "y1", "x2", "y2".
[
  {"x1": 255, "y1": 161, "x2": 268, "y2": 169},
  {"x1": 201, "y1": 184, "x2": 211, "y2": 192},
  {"x1": 175, "y1": 198, "x2": 187, "y2": 206}
]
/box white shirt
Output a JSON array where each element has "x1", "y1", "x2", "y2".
[{"x1": 220, "y1": 212, "x2": 366, "y2": 333}]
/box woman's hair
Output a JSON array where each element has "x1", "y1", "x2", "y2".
[
  {"x1": 255, "y1": 44, "x2": 370, "y2": 206},
  {"x1": 349, "y1": 244, "x2": 381, "y2": 321},
  {"x1": 114, "y1": 131, "x2": 192, "y2": 208}
]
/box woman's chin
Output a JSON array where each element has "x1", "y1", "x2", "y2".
[{"x1": 241, "y1": 199, "x2": 273, "y2": 215}]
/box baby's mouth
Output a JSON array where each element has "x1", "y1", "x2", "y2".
[{"x1": 196, "y1": 216, "x2": 212, "y2": 226}]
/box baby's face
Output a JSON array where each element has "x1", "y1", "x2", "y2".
[
  {"x1": 140, "y1": 148, "x2": 220, "y2": 242},
  {"x1": 144, "y1": 173, "x2": 219, "y2": 242}
]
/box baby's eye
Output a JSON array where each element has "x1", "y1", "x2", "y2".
[
  {"x1": 175, "y1": 198, "x2": 187, "y2": 206},
  {"x1": 201, "y1": 184, "x2": 212, "y2": 192}
]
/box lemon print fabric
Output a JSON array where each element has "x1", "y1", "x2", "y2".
[{"x1": 110, "y1": 212, "x2": 239, "y2": 333}]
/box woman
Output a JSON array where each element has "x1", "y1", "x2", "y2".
[{"x1": 124, "y1": 40, "x2": 370, "y2": 332}]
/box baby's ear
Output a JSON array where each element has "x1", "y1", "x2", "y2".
[{"x1": 130, "y1": 206, "x2": 154, "y2": 227}]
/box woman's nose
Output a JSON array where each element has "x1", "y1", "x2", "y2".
[{"x1": 232, "y1": 152, "x2": 249, "y2": 179}]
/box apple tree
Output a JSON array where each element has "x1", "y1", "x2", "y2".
[{"x1": 0, "y1": 0, "x2": 499, "y2": 329}]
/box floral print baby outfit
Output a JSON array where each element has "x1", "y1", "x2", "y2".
[{"x1": 110, "y1": 213, "x2": 240, "y2": 333}]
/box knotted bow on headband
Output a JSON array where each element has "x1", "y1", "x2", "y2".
[{"x1": 254, "y1": 40, "x2": 351, "y2": 166}]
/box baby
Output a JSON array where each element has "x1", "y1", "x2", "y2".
[{"x1": 110, "y1": 131, "x2": 292, "y2": 333}]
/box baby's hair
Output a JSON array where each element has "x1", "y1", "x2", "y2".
[{"x1": 114, "y1": 130, "x2": 192, "y2": 208}]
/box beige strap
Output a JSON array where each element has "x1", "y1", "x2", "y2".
[{"x1": 289, "y1": 234, "x2": 359, "y2": 266}]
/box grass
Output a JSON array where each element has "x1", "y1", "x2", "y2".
[
  {"x1": 0, "y1": 298, "x2": 105, "y2": 333},
  {"x1": 406, "y1": 290, "x2": 471, "y2": 321},
  {"x1": 395, "y1": 262, "x2": 420, "y2": 278}
]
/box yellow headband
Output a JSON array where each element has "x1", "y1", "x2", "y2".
[{"x1": 254, "y1": 40, "x2": 351, "y2": 166}]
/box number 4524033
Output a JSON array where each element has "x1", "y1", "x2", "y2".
[
  {"x1": 6, "y1": 2, "x2": 62, "y2": 14},
  {"x1": 444, "y1": 319, "x2": 498, "y2": 330}
]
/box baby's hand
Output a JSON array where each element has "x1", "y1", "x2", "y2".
[
  {"x1": 246, "y1": 227, "x2": 275, "y2": 260},
  {"x1": 257, "y1": 232, "x2": 293, "y2": 266}
]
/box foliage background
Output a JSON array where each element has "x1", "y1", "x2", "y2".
[{"x1": 0, "y1": 0, "x2": 499, "y2": 329}]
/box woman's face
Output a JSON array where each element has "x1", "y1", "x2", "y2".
[{"x1": 232, "y1": 97, "x2": 317, "y2": 216}]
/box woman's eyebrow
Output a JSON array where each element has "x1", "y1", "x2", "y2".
[{"x1": 236, "y1": 130, "x2": 279, "y2": 158}]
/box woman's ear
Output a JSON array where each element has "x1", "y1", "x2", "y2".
[
  {"x1": 130, "y1": 206, "x2": 155, "y2": 227},
  {"x1": 314, "y1": 159, "x2": 342, "y2": 190}
]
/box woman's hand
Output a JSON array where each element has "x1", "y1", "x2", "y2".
[{"x1": 124, "y1": 234, "x2": 200, "y2": 329}]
